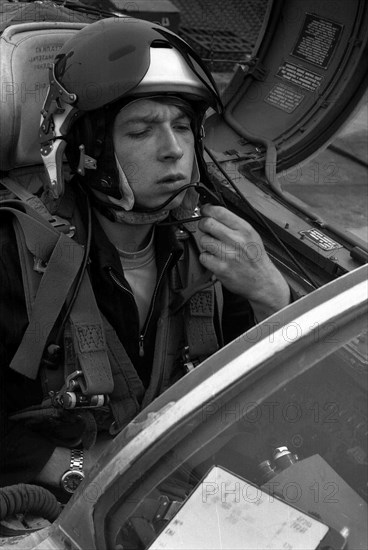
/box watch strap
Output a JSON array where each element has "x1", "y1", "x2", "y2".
[
  {"x1": 60, "y1": 448, "x2": 85, "y2": 494},
  {"x1": 69, "y1": 448, "x2": 84, "y2": 472}
]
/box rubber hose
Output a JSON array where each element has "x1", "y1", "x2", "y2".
[{"x1": 0, "y1": 484, "x2": 61, "y2": 522}]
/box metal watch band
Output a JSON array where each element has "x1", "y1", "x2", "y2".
[
  {"x1": 61, "y1": 448, "x2": 85, "y2": 494},
  {"x1": 70, "y1": 448, "x2": 84, "y2": 471}
]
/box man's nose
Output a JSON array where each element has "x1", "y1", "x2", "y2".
[{"x1": 157, "y1": 127, "x2": 183, "y2": 160}]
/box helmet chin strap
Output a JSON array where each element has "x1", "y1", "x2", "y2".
[
  {"x1": 92, "y1": 181, "x2": 224, "y2": 226},
  {"x1": 132, "y1": 183, "x2": 197, "y2": 213},
  {"x1": 92, "y1": 153, "x2": 201, "y2": 225},
  {"x1": 91, "y1": 149, "x2": 225, "y2": 225},
  {"x1": 92, "y1": 188, "x2": 171, "y2": 225}
]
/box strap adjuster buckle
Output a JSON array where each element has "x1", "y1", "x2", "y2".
[
  {"x1": 49, "y1": 215, "x2": 75, "y2": 237},
  {"x1": 56, "y1": 371, "x2": 109, "y2": 409},
  {"x1": 182, "y1": 346, "x2": 200, "y2": 373},
  {"x1": 33, "y1": 257, "x2": 48, "y2": 273}
]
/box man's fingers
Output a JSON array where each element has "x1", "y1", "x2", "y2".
[
  {"x1": 198, "y1": 234, "x2": 224, "y2": 257},
  {"x1": 198, "y1": 232, "x2": 241, "y2": 261},
  {"x1": 199, "y1": 251, "x2": 227, "y2": 275},
  {"x1": 198, "y1": 226, "x2": 265, "y2": 264},
  {"x1": 198, "y1": 216, "x2": 238, "y2": 247},
  {"x1": 199, "y1": 205, "x2": 261, "y2": 248},
  {"x1": 200, "y1": 204, "x2": 253, "y2": 232}
]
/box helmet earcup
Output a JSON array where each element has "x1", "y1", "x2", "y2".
[
  {"x1": 66, "y1": 108, "x2": 124, "y2": 199},
  {"x1": 65, "y1": 109, "x2": 105, "y2": 168}
]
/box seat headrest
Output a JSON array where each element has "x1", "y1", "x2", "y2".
[{"x1": 0, "y1": 22, "x2": 87, "y2": 172}]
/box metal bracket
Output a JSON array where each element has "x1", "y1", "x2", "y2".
[
  {"x1": 154, "y1": 496, "x2": 182, "y2": 523},
  {"x1": 237, "y1": 57, "x2": 269, "y2": 81},
  {"x1": 40, "y1": 64, "x2": 77, "y2": 146}
]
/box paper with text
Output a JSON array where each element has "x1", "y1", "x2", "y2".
[{"x1": 148, "y1": 466, "x2": 329, "y2": 549}]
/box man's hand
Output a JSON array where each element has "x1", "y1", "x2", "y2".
[{"x1": 198, "y1": 205, "x2": 291, "y2": 321}]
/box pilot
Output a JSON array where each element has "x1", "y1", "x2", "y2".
[{"x1": 0, "y1": 17, "x2": 291, "y2": 497}]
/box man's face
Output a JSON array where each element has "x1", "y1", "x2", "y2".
[{"x1": 113, "y1": 99, "x2": 195, "y2": 210}]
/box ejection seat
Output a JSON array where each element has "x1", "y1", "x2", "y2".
[
  {"x1": 0, "y1": 20, "x2": 90, "y2": 539},
  {"x1": 0, "y1": 21, "x2": 86, "y2": 199}
]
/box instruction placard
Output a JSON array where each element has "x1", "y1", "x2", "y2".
[
  {"x1": 299, "y1": 229, "x2": 343, "y2": 251},
  {"x1": 264, "y1": 82, "x2": 304, "y2": 113},
  {"x1": 149, "y1": 466, "x2": 329, "y2": 549},
  {"x1": 292, "y1": 13, "x2": 343, "y2": 69},
  {"x1": 277, "y1": 62, "x2": 323, "y2": 92}
]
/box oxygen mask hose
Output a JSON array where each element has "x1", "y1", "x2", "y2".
[
  {"x1": 0, "y1": 484, "x2": 61, "y2": 523},
  {"x1": 149, "y1": 182, "x2": 226, "y2": 226},
  {"x1": 133, "y1": 182, "x2": 225, "y2": 214}
]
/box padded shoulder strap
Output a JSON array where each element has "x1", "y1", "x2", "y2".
[
  {"x1": 11, "y1": 216, "x2": 42, "y2": 318},
  {"x1": 1, "y1": 176, "x2": 75, "y2": 317},
  {"x1": 172, "y1": 224, "x2": 224, "y2": 369},
  {"x1": 1, "y1": 176, "x2": 73, "y2": 234},
  {"x1": 1, "y1": 196, "x2": 113, "y2": 394},
  {"x1": 0, "y1": 200, "x2": 85, "y2": 379}
]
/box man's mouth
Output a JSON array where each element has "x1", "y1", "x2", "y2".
[{"x1": 158, "y1": 174, "x2": 187, "y2": 185}]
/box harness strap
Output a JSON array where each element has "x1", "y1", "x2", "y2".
[
  {"x1": 172, "y1": 224, "x2": 224, "y2": 368},
  {"x1": 103, "y1": 316, "x2": 144, "y2": 434},
  {"x1": 187, "y1": 224, "x2": 224, "y2": 361},
  {"x1": 10, "y1": 232, "x2": 83, "y2": 379},
  {"x1": 1, "y1": 200, "x2": 114, "y2": 395},
  {"x1": 186, "y1": 284, "x2": 220, "y2": 363},
  {"x1": 67, "y1": 274, "x2": 114, "y2": 396},
  {"x1": 44, "y1": 313, "x2": 142, "y2": 432},
  {"x1": 1, "y1": 204, "x2": 83, "y2": 379},
  {"x1": 11, "y1": 219, "x2": 41, "y2": 319},
  {"x1": 0, "y1": 176, "x2": 72, "y2": 234},
  {"x1": 1, "y1": 200, "x2": 63, "y2": 257},
  {"x1": 171, "y1": 270, "x2": 220, "y2": 366}
]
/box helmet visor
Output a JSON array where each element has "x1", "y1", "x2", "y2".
[{"x1": 54, "y1": 18, "x2": 221, "y2": 112}]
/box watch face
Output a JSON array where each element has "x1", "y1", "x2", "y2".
[{"x1": 61, "y1": 470, "x2": 85, "y2": 494}]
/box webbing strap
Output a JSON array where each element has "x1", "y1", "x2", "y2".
[
  {"x1": 67, "y1": 276, "x2": 114, "y2": 396},
  {"x1": 2, "y1": 202, "x2": 114, "y2": 394},
  {"x1": 1, "y1": 176, "x2": 49, "y2": 215},
  {"x1": 1, "y1": 201, "x2": 82, "y2": 379},
  {"x1": 1, "y1": 176, "x2": 71, "y2": 232},
  {"x1": 171, "y1": 271, "x2": 220, "y2": 358},
  {"x1": 103, "y1": 316, "x2": 144, "y2": 432},
  {"x1": 171, "y1": 228, "x2": 222, "y2": 364},
  {"x1": 186, "y1": 224, "x2": 224, "y2": 359},
  {"x1": 185, "y1": 285, "x2": 219, "y2": 360},
  {"x1": 10, "y1": 229, "x2": 84, "y2": 379},
  {"x1": 1, "y1": 201, "x2": 82, "y2": 378},
  {"x1": 1, "y1": 201, "x2": 61, "y2": 257},
  {"x1": 11, "y1": 219, "x2": 41, "y2": 318},
  {"x1": 170, "y1": 271, "x2": 216, "y2": 313}
]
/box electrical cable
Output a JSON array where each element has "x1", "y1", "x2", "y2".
[
  {"x1": 134, "y1": 182, "x2": 227, "y2": 214},
  {"x1": 145, "y1": 157, "x2": 319, "y2": 288},
  {"x1": 328, "y1": 143, "x2": 368, "y2": 169},
  {"x1": 204, "y1": 145, "x2": 319, "y2": 290},
  {"x1": 54, "y1": 182, "x2": 92, "y2": 344}
]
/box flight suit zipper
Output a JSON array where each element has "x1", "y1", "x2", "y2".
[
  {"x1": 108, "y1": 267, "x2": 135, "y2": 300},
  {"x1": 108, "y1": 252, "x2": 173, "y2": 357},
  {"x1": 137, "y1": 252, "x2": 173, "y2": 356}
]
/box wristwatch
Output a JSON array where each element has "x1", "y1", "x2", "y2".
[{"x1": 60, "y1": 449, "x2": 85, "y2": 494}]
